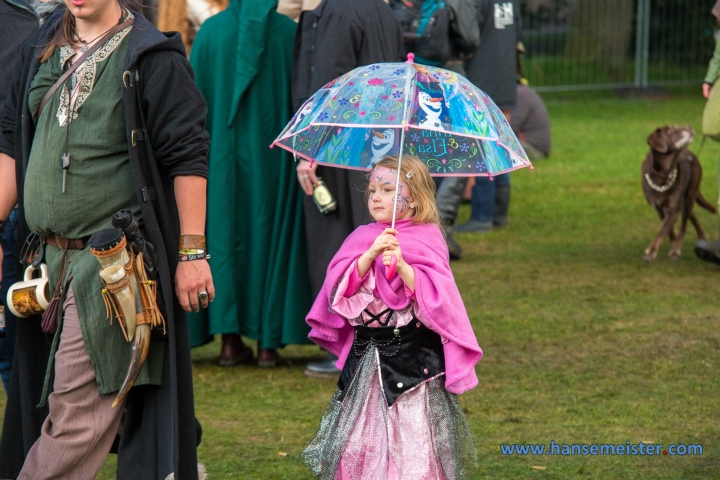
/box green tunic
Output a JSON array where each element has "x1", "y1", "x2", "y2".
[
  {"x1": 188, "y1": 0, "x2": 312, "y2": 348},
  {"x1": 24, "y1": 23, "x2": 162, "y2": 394}
]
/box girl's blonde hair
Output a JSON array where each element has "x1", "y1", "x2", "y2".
[{"x1": 372, "y1": 155, "x2": 441, "y2": 226}]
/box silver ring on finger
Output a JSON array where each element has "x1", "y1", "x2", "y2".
[
  {"x1": 198, "y1": 291, "x2": 209, "y2": 301},
  {"x1": 299, "y1": 175, "x2": 310, "y2": 179}
]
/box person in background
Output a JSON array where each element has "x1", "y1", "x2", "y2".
[
  {"x1": 276, "y1": 0, "x2": 320, "y2": 21},
  {"x1": 293, "y1": 0, "x2": 403, "y2": 377},
  {"x1": 0, "y1": 0, "x2": 41, "y2": 397},
  {"x1": 157, "y1": 0, "x2": 228, "y2": 53},
  {"x1": 510, "y1": 42, "x2": 551, "y2": 161},
  {"x1": 456, "y1": 0, "x2": 520, "y2": 233},
  {"x1": 695, "y1": 0, "x2": 720, "y2": 265},
  {"x1": 188, "y1": 0, "x2": 313, "y2": 367}
]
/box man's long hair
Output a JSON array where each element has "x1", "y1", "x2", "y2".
[{"x1": 38, "y1": 0, "x2": 134, "y2": 62}]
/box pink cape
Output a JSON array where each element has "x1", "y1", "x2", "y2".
[{"x1": 306, "y1": 219, "x2": 482, "y2": 394}]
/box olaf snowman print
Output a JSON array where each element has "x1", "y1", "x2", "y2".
[
  {"x1": 417, "y1": 92, "x2": 444, "y2": 130},
  {"x1": 369, "y1": 129, "x2": 395, "y2": 166}
]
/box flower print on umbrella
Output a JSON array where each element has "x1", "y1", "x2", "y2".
[
  {"x1": 338, "y1": 98, "x2": 349, "y2": 106},
  {"x1": 369, "y1": 65, "x2": 380, "y2": 71},
  {"x1": 316, "y1": 112, "x2": 329, "y2": 121},
  {"x1": 427, "y1": 157, "x2": 463, "y2": 174},
  {"x1": 411, "y1": 133, "x2": 420, "y2": 142},
  {"x1": 459, "y1": 142, "x2": 469, "y2": 152},
  {"x1": 393, "y1": 68, "x2": 404, "y2": 76},
  {"x1": 475, "y1": 160, "x2": 486, "y2": 171},
  {"x1": 392, "y1": 91, "x2": 403, "y2": 99},
  {"x1": 368, "y1": 78, "x2": 384, "y2": 86}
]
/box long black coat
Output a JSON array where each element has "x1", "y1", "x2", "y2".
[
  {"x1": 292, "y1": 0, "x2": 403, "y2": 298},
  {"x1": 0, "y1": 10, "x2": 209, "y2": 480}
]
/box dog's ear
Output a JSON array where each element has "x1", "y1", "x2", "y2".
[{"x1": 647, "y1": 129, "x2": 668, "y2": 153}]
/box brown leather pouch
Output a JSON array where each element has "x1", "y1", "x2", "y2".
[
  {"x1": 41, "y1": 295, "x2": 61, "y2": 334},
  {"x1": 41, "y1": 252, "x2": 73, "y2": 335}
]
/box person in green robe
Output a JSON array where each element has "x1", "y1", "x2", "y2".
[{"x1": 189, "y1": 0, "x2": 312, "y2": 366}]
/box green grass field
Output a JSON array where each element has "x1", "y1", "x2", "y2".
[{"x1": 3, "y1": 89, "x2": 720, "y2": 478}]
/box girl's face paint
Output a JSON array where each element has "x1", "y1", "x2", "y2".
[{"x1": 367, "y1": 167, "x2": 414, "y2": 223}]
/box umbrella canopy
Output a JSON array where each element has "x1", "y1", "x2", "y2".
[{"x1": 272, "y1": 54, "x2": 532, "y2": 177}]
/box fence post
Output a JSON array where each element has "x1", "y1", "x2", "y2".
[
  {"x1": 634, "y1": 0, "x2": 650, "y2": 88},
  {"x1": 641, "y1": 0, "x2": 650, "y2": 88},
  {"x1": 634, "y1": 0, "x2": 644, "y2": 87}
]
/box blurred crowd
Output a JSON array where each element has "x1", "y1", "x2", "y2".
[{"x1": 0, "y1": 0, "x2": 552, "y2": 384}]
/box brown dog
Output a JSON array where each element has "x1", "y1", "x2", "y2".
[{"x1": 642, "y1": 125, "x2": 716, "y2": 262}]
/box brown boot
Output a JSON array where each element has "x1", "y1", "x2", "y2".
[
  {"x1": 257, "y1": 348, "x2": 279, "y2": 368},
  {"x1": 219, "y1": 334, "x2": 254, "y2": 367}
]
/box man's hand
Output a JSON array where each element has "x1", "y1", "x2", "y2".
[
  {"x1": 297, "y1": 160, "x2": 319, "y2": 195},
  {"x1": 175, "y1": 259, "x2": 215, "y2": 312},
  {"x1": 703, "y1": 82, "x2": 713, "y2": 99}
]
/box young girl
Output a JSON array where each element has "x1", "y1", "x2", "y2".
[{"x1": 303, "y1": 155, "x2": 483, "y2": 480}]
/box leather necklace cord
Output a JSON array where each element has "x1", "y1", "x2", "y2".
[{"x1": 37, "y1": 17, "x2": 134, "y2": 120}]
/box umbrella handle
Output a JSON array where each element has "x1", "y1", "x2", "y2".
[{"x1": 385, "y1": 255, "x2": 397, "y2": 280}]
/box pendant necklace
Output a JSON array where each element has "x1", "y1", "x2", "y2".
[{"x1": 74, "y1": 21, "x2": 117, "y2": 53}]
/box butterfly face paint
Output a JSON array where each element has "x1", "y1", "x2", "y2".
[{"x1": 367, "y1": 167, "x2": 414, "y2": 223}]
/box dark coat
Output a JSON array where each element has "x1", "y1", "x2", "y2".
[
  {"x1": 0, "y1": 10, "x2": 209, "y2": 480},
  {"x1": 0, "y1": 0, "x2": 38, "y2": 120},
  {"x1": 292, "y1": 0, "x2": 404, "y2": 298},
  {"x1": 292, "y1": 0, "x2": 404, "y2": 110},
  {"x1": 464, "y1": 0, "x2": 521, "y2": 109}
]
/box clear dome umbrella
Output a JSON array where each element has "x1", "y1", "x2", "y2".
[{"x1": 272, "y1": 53, "x2": 533, "y2": 276}]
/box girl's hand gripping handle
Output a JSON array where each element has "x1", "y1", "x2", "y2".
[
  {"x1": 360, "y1": 228, "x2": 399, "y2": 280},
  {"x1": 384, "y1": 230, "x2": 398, "y2": 279}
]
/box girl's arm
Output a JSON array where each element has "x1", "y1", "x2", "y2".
[{"x1": 396, "y1": 260, "x2": 415, "y2": 292}]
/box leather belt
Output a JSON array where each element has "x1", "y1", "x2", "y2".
[{"x1": 44, "y1": 235, "x2": 90, "y2": 250}]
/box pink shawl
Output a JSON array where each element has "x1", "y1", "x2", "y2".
[{"x1": 306, "y1": 219, "x2": 482, "y2": 394}]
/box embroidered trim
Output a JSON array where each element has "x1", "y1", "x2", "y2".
[{"x1": 56, "y1": 11, "x2": 134, "y2": 126}]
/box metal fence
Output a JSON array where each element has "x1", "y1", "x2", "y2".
[{"x1": 520, "y1": 0, "x2": 717, "y2": 92}]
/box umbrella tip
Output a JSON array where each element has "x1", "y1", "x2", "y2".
[
  {"x1": 269, "y1": 143, "x2": 274, "y2": 149},
  {"x1": 406, "y1": 53, "x2": 415, "y2": 64},
  {"x1": 488, "y1": 175, "x2": 494, "y2": 182},
  {"x1": 530, "y1": 164, "x2": 534, "y2": 170}
]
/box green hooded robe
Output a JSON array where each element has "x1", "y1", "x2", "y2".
[{"x1": 188, "y1": 0, "x2": 312, "y2": 348}]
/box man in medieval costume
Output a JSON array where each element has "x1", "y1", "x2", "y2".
[
  {"x1": 0, "y1": 0, "x2": 213, "y2": 477},
  {"x1": 188, "y1": 0, "x2": 312, "y2": 367}
]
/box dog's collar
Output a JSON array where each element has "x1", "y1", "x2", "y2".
[{"x1": 645, "y1": 167, "x2": 677, "y2": 192}]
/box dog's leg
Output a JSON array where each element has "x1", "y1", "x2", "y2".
[
  {"x1": 689, "y1": 210, "x2": 707, "y2": 240},
  {"x1": 669, "y1": 214, "x2": 688, "y2": 259},
  {"x1": 645, "y1": 209, "x2": 678, "y2": 262},
  {"x1": 669, "y1": 200, "x2": 694, "y2": 259}
]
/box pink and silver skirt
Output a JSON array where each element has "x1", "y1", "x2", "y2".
[{"x1": 302, "y1": 321, "x2": 477, "y2": 479}]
